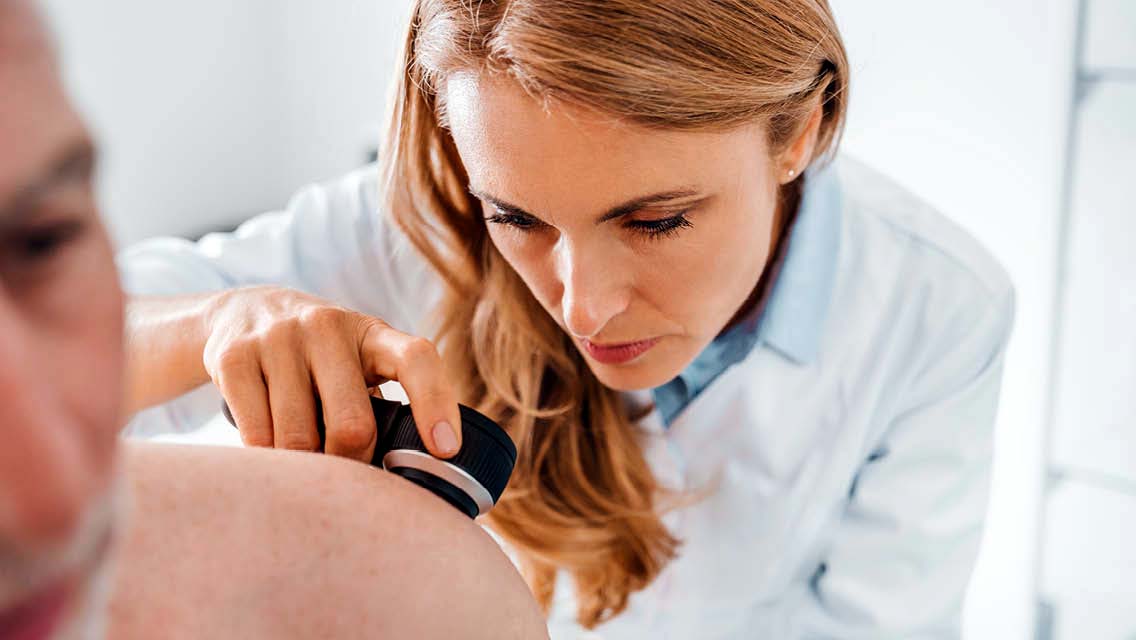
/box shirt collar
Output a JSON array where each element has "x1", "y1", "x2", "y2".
[
  {"x1": 755, "y1": 160, "x2": 843, "y2": 364},
  {"x1": 649, "y1": 161, "x2": 844, "y2": 425}
]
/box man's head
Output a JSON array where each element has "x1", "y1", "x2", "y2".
[{"x1": 0, "y1": 1, "x2": 125, "y2": 637}]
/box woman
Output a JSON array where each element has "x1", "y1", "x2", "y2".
[{"x1": 121, "y1": 0, "x2": 1015, "y2": 636}]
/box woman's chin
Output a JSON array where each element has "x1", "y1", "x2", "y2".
[{"x1": 583, "y1": 350, "x2": 689, "y2": 392}]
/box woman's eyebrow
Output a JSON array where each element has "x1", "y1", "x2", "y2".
[
  {"x1": 468, "y1": 187, "x2": 705, "y2": 225},
  {"x1": 596, "y1": 189, "x2": 705, "y2": 223},
  {"x1": 470, "y1": 191, "x2": 535, "y2": 220}
]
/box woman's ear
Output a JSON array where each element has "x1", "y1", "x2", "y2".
[{"x1": 777, "y1": 101, "x2": 824, "y2": 184}]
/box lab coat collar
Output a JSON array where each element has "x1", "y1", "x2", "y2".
[{"x1": 755, "y1": 160, "x2": 843, "y2": 365}]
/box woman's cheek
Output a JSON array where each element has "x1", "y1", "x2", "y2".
[
  {"x1": 678, "y1": 223, "x2": 766, "y2": 331},
  {"x1": 487, "y1": 230, "x2": 557, "y2": 305},
  {"x1": 635, "y1": 248, "x2": 704, "y2": 320}
]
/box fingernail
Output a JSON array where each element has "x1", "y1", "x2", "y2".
[{"x1": 432, "y1": 421, "x2": 459, "y2": 455}]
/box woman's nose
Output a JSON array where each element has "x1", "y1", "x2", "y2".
[{"x1": 555, "y1": 240, "x2": 630, "y2": 339}]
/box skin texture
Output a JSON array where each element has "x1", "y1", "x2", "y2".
[
  {"x1": 446, "y1": 72, "x2": 821, "y2": 391},
  {"x1": 109, "y1": 443, "x2": 549, "y2": 640},
  {"x1": 0, "y1": 0, "x2": 124, "y2": 633},
  {"x1": 2, "y1": 3, "x2": 547, "y2": 637}
]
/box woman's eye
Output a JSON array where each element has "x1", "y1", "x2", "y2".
[
  {"x1": 626, "y1": 212, "x2": 693, "y2": 239},
  {"x1": 484, "y1": 206, "x2": 694, "y2": 240},
  {"x1": 485, "y1": 211, "x2": 541, "y2": 230}
]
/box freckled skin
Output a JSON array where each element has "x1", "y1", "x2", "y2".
[{"x1": 109, "y1": 443, "x2": 548, "y2": 639}]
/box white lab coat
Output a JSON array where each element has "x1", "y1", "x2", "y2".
[{"x1": 118, "y1": 156, "x2": 1015, "y2": 639}]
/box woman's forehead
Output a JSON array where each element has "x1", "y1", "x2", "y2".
[{"x1": 444, "y1": 72, "x2": 771, "y2": 212}]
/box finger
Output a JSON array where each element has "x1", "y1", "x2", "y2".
[
  {"x1": 213, "y1": 350, "x2": 272, "y2": 449},
  {"x1": 358, "y1": 324, "x2": 462, "y2": 458},
  {"x1": 261, "y1": 339, "x2": 320, "y2": 452},
  {"x1": 308, "y1": 333, "x2": 378, "y2": 463}
]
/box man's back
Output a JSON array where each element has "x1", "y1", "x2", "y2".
[{"x1": 110, "y1": 443, "x2": 549, "y2": 639}]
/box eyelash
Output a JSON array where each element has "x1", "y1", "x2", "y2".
[
  {"x1": 485, "y1": 210, "x2": 694, "y2": 240},
  {"x1": 626, "y1": 213, "x2": 694, "y2": 239}
]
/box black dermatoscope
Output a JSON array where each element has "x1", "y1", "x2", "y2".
[{"x1": 222, "y1": 397, "x2": 516, "y2": 518}]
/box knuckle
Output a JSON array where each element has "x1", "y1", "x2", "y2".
[
  {"x1": 355, "y1": 315, "x2": 389, "y2": 338},
  {"x1": 401, "y1": 336, "x2": 440, "y2": 365},
  {"x1": 277, "y1": 428, "x2": 321, "y2": 452},
  {"x1": 300, "y1": 306, "x2": 347, "y2": 333},
  {"x1": 240, "y1": 428, "x2": 273, "y2": 448},
  {"x1": 422, "y1": 388, "x2": 452, "y2": 409},
  {"x1": 413, "y1": 385, "x2": 450, "y2": 405},
  {"x1": 229, "y1": 336, "x2": 259, "y2": 354},
  {"x1": 232, "y1": 411, "x2": 272, "y2": 446},
  {"x1": 262, "y1": 317, "x2": 302, "y2": 347},
  {"x1": 355, "y1": 317, "x2": 390, "y2": 362},
  {"x1": 329, "y1": 412, "x2": 377, "y2": 454},
  {"x1": 213, "y1": 344, "x2": 255, "y2": 376}
]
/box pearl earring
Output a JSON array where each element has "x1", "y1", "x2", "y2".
[{"x1": 786, "y1": 168, "x2": 797, "y2": 180}]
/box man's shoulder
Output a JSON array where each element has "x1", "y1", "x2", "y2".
[{"x1": 112, "y1": 443, "x2": 549, "y2": 639}]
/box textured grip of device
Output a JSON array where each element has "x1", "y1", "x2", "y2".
[{"x1": 377, "y1": 401, "x2": 517, "y2": 502}]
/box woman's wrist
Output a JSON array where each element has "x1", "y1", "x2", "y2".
[
  {"x1": 198, "y1": 287, "x2": 232, "y2": 345},
  {"x1": 123, "y1": 291, "x2": 225, "y2": 414}
]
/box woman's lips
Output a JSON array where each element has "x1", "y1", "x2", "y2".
[
  {"x1": 581, "y1": 337, "x2": 661, "y2": 365},
  {"x1": 0, "y1": 578, "x2": 75, "y2": 640}
]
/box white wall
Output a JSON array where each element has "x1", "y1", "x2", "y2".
[
  {"x1": 39, "y1": 0, "x2": 407, "y2": 246},
  {"x1": 41, "y1": 2, "x2": 1079, "y2": 638},
  {"x1": 41, "y1": 0, "x2": 284, "y2": 244},
  {"x1": 273, "y1": 1, "x2": 408, "y2": 192}
]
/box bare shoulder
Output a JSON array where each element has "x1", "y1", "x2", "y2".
[{"x1": 109, "y1": 442, "x2": 548, "y2": 639}]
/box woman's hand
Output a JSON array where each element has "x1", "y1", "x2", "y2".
[{"x1": 201, "y1": 286, "x2": 462, "y2": 461}]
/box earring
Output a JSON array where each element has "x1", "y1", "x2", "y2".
[{"x1": 786, "y1": 168, "x2": 797, "y2": 180}]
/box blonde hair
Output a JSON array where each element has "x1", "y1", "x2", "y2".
[{"x1": 381, "y1": 0, "x2": 848, "y2": 628}]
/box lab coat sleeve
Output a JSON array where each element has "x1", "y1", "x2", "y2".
[
  {"x1": 117, "y1": 165, "x2": 437, "y2": 333},
  {"x1": 117, "y1": 165, "x2": 440, "y2": 437},
  {"x1": 791, "y1": 285, "x2": 1016, "y2": 639}
]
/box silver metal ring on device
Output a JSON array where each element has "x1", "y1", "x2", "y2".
[{"x1": 382, "y1": 449, "x2": 495, "y2": 517}]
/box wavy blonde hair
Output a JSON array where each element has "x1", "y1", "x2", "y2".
[{"x1": 381, "y1": 0, "x2": 849, "y2": 628}]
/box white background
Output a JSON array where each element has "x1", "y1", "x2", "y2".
[{"x1": 38, "y1": 1, "x2": 1115, "y2": 638}]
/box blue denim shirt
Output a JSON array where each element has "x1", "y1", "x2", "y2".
[{"x1": 651, "y1": 162, "x2": 843, "y2": 425}]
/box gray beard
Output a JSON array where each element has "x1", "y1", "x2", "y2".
[
  {"x1": 48, "y1": 546, "x2": 115, "y2": 640},
  {"x1": 0, "y1": 475, "x2": 127, "y2": 640}
]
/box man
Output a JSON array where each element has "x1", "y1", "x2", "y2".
[{"x1": 0, "y1": 2, "x2": 547, "y2": 637}]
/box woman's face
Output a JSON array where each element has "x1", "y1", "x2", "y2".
[{"x1": 445, "y1": 73, "x2": 793, "y2": 391}]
